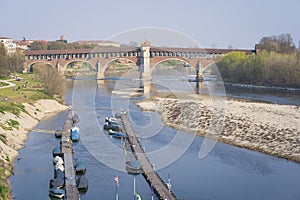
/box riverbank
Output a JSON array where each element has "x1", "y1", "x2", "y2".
[
  {"x1": 0, "y1": 99, "x2": 68, "y2": 200},
  {"x1": 224, "y1": 82, "x2": 300, "y2": 92},
  {"x1": 136, "y1": 95, "x2": 300, "y2": 163}
]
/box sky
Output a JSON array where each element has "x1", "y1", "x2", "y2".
[{"x1": 1, "y1": 0, "x2": 300, "y2": 49}]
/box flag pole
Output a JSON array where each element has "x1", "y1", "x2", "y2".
[
  {"x1": 151, "y1": 180, "x2": 154, "y2": 200},
  {"x1": 133, "y1": 176, "x2": 136, "y2": 200},
  {"x1": 116, "y1": 183, "x2": 118, "y2": 200},
  {"x1": 115, "y1": 175, "x2": 119, "y2": 200}
]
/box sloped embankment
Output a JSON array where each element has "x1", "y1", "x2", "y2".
[{"x1": 0, "y1": 100, "x2": 68, "y2": 200}]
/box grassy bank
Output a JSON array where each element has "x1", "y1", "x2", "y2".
[
  {"x1": 0, "y1": 73, "x2": 52, "y2": 199},
  {"x1": 0, "y1": 73, "x2": 50, "y2": 103}
]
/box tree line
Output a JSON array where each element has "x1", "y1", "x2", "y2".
[
  {"x1": 0, "y1": 43, "x2": 25, "y2": 77},
  {"x1": 0, "y1": 43, "x2": 63, "y2": 99},
  {"x1": 30, "y1": 41, "x2": 97, "y2": 51},
  {"x1": 217, "y1": 34, "x2": 300, "y2": 88}
]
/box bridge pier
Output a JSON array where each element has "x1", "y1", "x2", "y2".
[
  {"x1": 196, "y1": 61, "x2": 203, "y2": 82},
  {"x1": 140, "y1": 41, "x2": 152, "y2": 80},
  {"x1": 96, "y1": 60, "x2": 105, "y2": 80},
  {"x1": 139, "y1": 79, "x2": 151, "y2": 97}
]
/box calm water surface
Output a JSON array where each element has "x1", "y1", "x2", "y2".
[{"x1": 10, "y1": 70, "x2": 300, "y2": 200}]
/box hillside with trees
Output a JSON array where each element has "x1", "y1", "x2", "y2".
[{"x1": 217, "y1": 34, "x2": 300, "y2": 88}]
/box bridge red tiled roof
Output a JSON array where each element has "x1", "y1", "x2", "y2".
[
  {"x1": 25, "y1": 46, "x2": 254, "y2": 56},
  {"x1": 25, "y1": 46, "x2": 138, "y2": 55},
  {"x1": 152, "y1": 47, "x2": 254, "y2": 54},
  {"x1": 25, "y1": 48, "x2": 93, "y2": 55}
]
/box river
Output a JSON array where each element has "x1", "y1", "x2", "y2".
[{"x1": 10, "y1": 68, "x2": 300, "y2": 200}]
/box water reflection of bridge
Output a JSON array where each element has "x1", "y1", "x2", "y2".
[{"x1": 24, "y1": 41, "x2": 254, "y2": 80}]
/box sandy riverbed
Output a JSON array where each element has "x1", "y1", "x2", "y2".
[
  {"x1": 136, "y1": 96, "x2": 300, "y2": 163},
  {"x1": 0, "y1": 100, "x2": 68, "y2": 177}
]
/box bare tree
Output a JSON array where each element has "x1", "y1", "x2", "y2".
[{"x1": 34, "y1": 64, "x2": 64, "y2": 98}]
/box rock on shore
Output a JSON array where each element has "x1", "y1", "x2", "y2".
[{"x1": 137, "y1": 97, "x2": 300, "y2": 163}]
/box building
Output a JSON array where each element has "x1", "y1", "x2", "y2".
[
  {"x1": 0, "y1": 36, "x2": 16, "y2": 54},
  {"x1": 72, "y1": 40, "x2": 120, "y2": 47},
  {"x1": 16, "y1": 40, "x2": 31, "y2": 51},
  {"x1": 56, "y1": 35, "x2": 68, "y2": 43}
]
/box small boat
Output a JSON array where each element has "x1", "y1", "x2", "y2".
[
  {"x1": 75, "y1": 162, "x2": 86, "y2": 175},
  {"x1": 54, "y1": 163, "x2": 64, "y2": 172},
  {"x1": 49, "y1": 187, "x2": 65, "y2": 199},
  {"x1": 107, "y1": 120, "x2": 121, "y2": 126},
  {"x1": 111, "y1": 132, "x2": 128, "y2": 139},
  {"x1": 49, "y1": 178, "x2": 64, "y2": 189},
  {"x1": 55, "y1": 130, "x2": 62, "y2": 138},
  {"x1": 52, "y1": 146, "x2": 62, "y2": 157},
  {"x1": 71, "y1": 126, "x2": 80, "y2": 134},
  {"x1": 76, "y1": 175, "x2": 89, "y2": 193},
  {"x1": 71, "y1": 132, "x2": 80, "y2": 142},
  {"x1": 108, "y1": 129, "x2": 123, "y2": 135},
  {"x1": 54, "y1": 169, "x2": 64, "y2": 179},
  {"x1": 105, "y1": 117, "x2": 121, "y2": 123},
  {"x1": 53, "y1": 156, "x2": 64, "y2": 165},
  {"x1": 73, "y1": 113, "x2": 80, "y2": 124},
  {"x1": 103, "y1": 122, "x2": 122, "y2": 132},
  {"x1": 126, "y1": 160, "x2": 142, "y2": 174}
]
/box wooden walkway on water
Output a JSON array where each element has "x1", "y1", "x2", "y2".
[
  {"x1": 61, "y1": 112, "x2": 80, "y2": 200},
  {"x1": 120, "y1": 113, "x2": 177, "y2": 200}
]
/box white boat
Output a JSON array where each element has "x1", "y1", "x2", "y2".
[
  {"x1": 54, "y1": 163, "x2": 64, "y2": 172},
  {"x1": 53, "y1": 156, "x2": 64, "y2": 165}
]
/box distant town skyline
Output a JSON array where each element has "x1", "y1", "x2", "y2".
[{"x1": 1, "y1": 0, "x2": 299, "y2": 49}]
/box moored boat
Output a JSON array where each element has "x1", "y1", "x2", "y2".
[
  {"x1": 76, "y1": 175, "x2": 89, "y2": 193},
  {"x1": 105, "y1": 117, "x2": 121, "y2": 123},
  {"x1": 49, "y1": 178, "x2": 64, "y2": 189},
  {"x1": 73, "y1": 113, "x2": 80, "y2": 124},
  {"x1": 126, "y1": 160, "x2": 142, "y2": 174},
  {"x1": 54, "y1": 163, "x2": 64, "y2": 172},
  {"x1": 71, "y1": 126, "x2": 80, "y2": 133},
  {"x1": 52, "y1": 146, "x2": 62, "y2": 157},
  {"x1": 71, "y1": 132, "x2": 80, "y2": 142},
  {"x1": 54, "y1": 169, "x2": 64, "y2": 179},
  {"x1": 75, "y1": 162, "x2": 86, "y2": 175},
  {"x1": 71, "y1": 126, "x2": 80, "y2": 141},
  {"x1": 103, "y1": 122, "x2": 122, "y2": 132},
  {"x1": 53, "y1": 156, "x2": 64, "y2": 165},
  {"x1": 49, "y1": 187, "x2": 65, "y2": 199},
  {"x1": 54, "y1": 130, "x2": 62, "y2": 138},
  {"x1": 111, "y1": 132, "x2": 128, "y2": 139}
]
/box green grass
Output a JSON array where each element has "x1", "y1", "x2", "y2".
[
  {"x1": 0, "y1": 184, "x2": 9, "y2": 200},
  {"x1": 0, "y1": 73, "x2": 48, "y2": 103},
  {"x1": 0, "y1": 102, "x2": 27, "y2": 116},
  {"x1": 0, "y1": 168, "x2": 9, "y2": 200},
  {"x1": 27, "y1": 90, "x2": 50, "y2": 101},
  {"x1": 7, "y1": 119, "x2": 19, "y2": 130},
  {"x1": 0, "y1": 119, "x2": 19, "y2": 131},
  {"x1": 0, "y1": 134, "x2": 6, "y2": 144},
  {"x1": 0, "y1": 82, "x2": 8, "y2": 87}
]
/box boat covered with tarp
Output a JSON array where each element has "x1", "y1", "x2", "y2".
[{"x1": 126, "y1": 160, "x2": 142, "y2": 174}]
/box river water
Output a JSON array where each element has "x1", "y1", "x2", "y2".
[{"x1": 10, "y1": 68, "x2": 300, "y2": 200}]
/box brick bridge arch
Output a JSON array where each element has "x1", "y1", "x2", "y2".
[
  {"x1": 96, "y1": 56, "x2": 138, "y2": 78},
  {"x1": 28, "y1": 61, "x2": 55, "y2": 72},
  {"x1": 24, "y1": 44, "x2": 254, "y2": 80},
  {"x1": 150, "y1": 56, "x2": 215, "y2": 73}
]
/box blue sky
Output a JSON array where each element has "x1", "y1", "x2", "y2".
[{"x1": 1, "y1": 0, "x2": 299, "y2": 49}]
